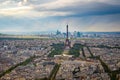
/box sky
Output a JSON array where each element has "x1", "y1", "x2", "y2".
[{"x1": 0, "y1": 0, "x2": 120, "y2": 33}]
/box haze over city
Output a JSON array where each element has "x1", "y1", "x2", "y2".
[{"x1": 0, "y1": 0, "x2": 120, "y2": 33}]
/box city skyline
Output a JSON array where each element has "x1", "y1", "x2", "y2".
[{"x1": 0, "y1": 0, "x2": 120, "y2": 33}]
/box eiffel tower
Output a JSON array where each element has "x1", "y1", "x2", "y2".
[{"x1": 65, "y1": 25, "x2": 71, "y2": 49}]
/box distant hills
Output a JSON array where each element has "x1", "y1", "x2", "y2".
[
  {"x1": 0, "y1": 33, "x2": 6, "y2": 35},
  {"x1": 0, "y1": 31, "x2": 120, "y2": 35},
  {"x1": 0, "y1": 31, "x2": 56, "y2": 35}
]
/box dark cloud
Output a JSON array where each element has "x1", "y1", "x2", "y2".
[{"x1": 34, "y1": 1, "x2": 120, "y2": 17}]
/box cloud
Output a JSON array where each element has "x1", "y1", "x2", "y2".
[
  {"x1": 0, "y1": 0, "x2": 75, "y2": 17},
  {"x1": 34, "y1": 0, "x2": 120, "y2": 17},
  {"x1": 0, "y1": 0, "x2": 120, "y2": 32},
  {"x1": 0, "y1": 6, "x2": 32, "y2": 16},
  {"x1": 0, "y1": 13, "x2": 119, "y2": 32},
  {"x1": 0, "y1": 0, "x2": 32, "y2": 17},
  {"x1": 0, "y1": 0, "x2": 120, "y2": 17}
]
